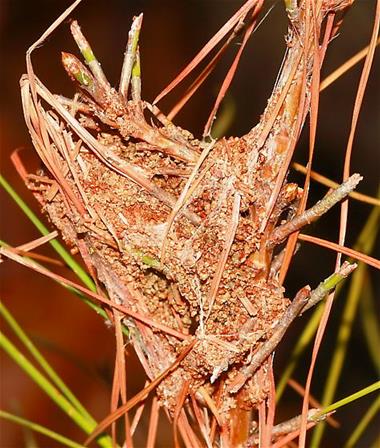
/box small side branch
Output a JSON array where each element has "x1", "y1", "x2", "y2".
[
  {"x1": 228, "y1": 262, "x2": 356, "y2": 393},
  {"x1": 70, "y1": 20, "x2": 110, "y2": 88},
  {"x1": 131, "y1": 47, "x2": 141, "y2": 101},
  {"x1": 269, "y1": 174, "x2": 362, "y2": 247},
  {"x1": 119, "y1": 14, "x2": 143, "y2": 99},
  {"x1": 301, "y1": 261, "x2": 357, "y2": 313},
  {"x1": 247, "y1": 408, "x2": 323, "y2": 446}
]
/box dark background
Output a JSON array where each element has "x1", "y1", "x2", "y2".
[{"x1": 1, "y1": 0, "x2": 379, "y2": 446}]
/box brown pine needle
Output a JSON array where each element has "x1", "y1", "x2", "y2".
[
  {"x1": 292, "y1": 162, "x2": 380, "y2": 206},
  {"x1": 189, "y1": 393, "x2": 213, "y2": 448},
  {"x1": 299, "y1": 4, "x2": 380, "y2": 442},
  {"x1": 0, "y1": 234, "x2": 63, "y2": 267},
  {"x1": 10, "y1": 148, "x2": 28, "y2": 181},
  {"x1": 153, "y1": 0, "x2": 259, "y2": 105},
  {"x1": 167, "y1": 19, "x2": 245, "y2": 121},
  {"x1": 320, "y1": 37, "x2": 380, "y2": 92},
  {"x1": 262, "y1": 360, "x2": 276, "y2": 447},
  {"x1": 146, "y1": 397, "x2": 159, "y2": 448},
  {"x1": 7, "y1": 249, "x2": 63, "y2": 267},
  {"x1": 205, "y1": 191, "x2": 241, "y2": 320},
  {"x1": 15, "y1": 232, "x2": 59, "y2": 252},
  {"x1": 209, "y1": 380, "x2": 224, "y2": 444},
  {"x1": 0, "y1": 247, "x2": 191, "y2": 340},
  {"x1": 130, "y1": 384, "x2": 148, "y2": 435},
  {"x1": 198, "y1": 387, "x2": 224, "y2": 428},
  {"x1": 203, "y1": 3, "x2": 262, "y2": 136},
  {"x1": 84, "y1": 339, "x2": 196, "y2": 446},
  {"x1": 297, "y1": 233, "x2": 380, "y2": 270},
  {"x1": 173, "y1": 381, "x2": 190, "y2": 448},
  {"x1": 288, "y1": 378, "x2": 340, "y2": 428},
  {"x1": 160, "y1": 140, "x2": 215, "y2": 262},
  {"x1": 114, "y1": 311, "x2": 132, "y2": 447},
  {"x1": 178, "y1": 411, "x2": 204, "y2": 448}
]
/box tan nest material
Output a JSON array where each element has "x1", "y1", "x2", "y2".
[{"x1": 19, "y1": 0, "x2": 360, "y2": 445}]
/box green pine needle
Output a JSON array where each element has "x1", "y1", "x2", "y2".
[
  {"x1": 0, "y1": 410, "x2": 84, "y2": 448},
  {"x1": 311, "y1": 381, "x2": 380, "y2": 421},
  {"x1": 0, "y1": 301, "x2": 94, "y2": 422},
  {"x1": 0, "y1": 331, "x2": 113, "y2": 448}
]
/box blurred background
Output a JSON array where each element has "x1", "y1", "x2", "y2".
[{"x1": 1, "y1": 0, "x2": 379, "y2": 446}]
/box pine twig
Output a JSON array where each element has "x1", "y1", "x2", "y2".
[
  {"x1": 247, "y1": 409, "x2": 324, "y2": 446},
  {"x1": 269, "y1": 174, "x2": 362, "y2": 247},
  {"x1": 228, "y1": 262, "x2": 356, "y2": 393}
]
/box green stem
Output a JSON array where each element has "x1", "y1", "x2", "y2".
[
  {"x1": 0, "y1": 331, "x2": 112, "y2": 448},
  {"x1": 0, "y1": 410, "x2": 84, "y2": 448}
]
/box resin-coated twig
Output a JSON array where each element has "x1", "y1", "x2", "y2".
[
  {"x1": 228, "y1": 286, "x2": 311, "y2": 393},
  {"x1": 63, "y1": 21, "x2": 201, "y2": 164}
]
